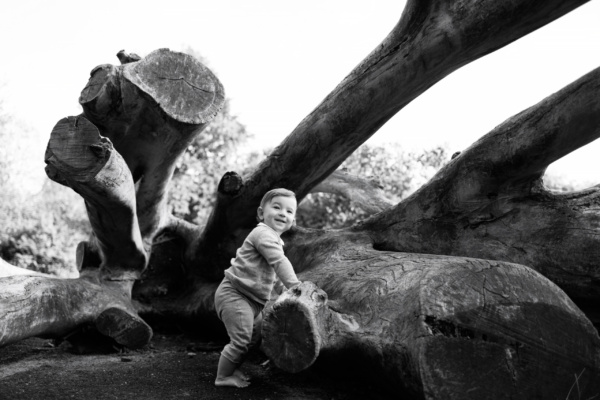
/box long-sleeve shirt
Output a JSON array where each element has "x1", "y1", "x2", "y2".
[{"x1": 224, "y1": 223, "x2": 300, "y2": 305}]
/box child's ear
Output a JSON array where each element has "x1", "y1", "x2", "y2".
[{"x1": 257, "y1": 206, "x2": 264, "y2": 221}]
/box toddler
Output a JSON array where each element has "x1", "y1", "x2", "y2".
[{"x1": 214, "y1": 188, "x2": 301, "y2": 388}]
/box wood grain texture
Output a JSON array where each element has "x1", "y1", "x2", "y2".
[{"x1": 79, "y1": 49, "x2": 224, "y2": 242}]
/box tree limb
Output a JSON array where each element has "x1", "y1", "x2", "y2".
[
  {"x1": 201, "y1": 0, "x2": 589, "y2": 268},
  {"x1": 364, "y1": 67, "x2": 600, "y2": 316},
  {"x1": 0, "y1": 271, "x2": 151, "y2": 349},
  {"x1": 45, "y1": 116, "x2": 147, "y2": 280}
]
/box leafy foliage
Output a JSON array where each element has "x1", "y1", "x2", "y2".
[
  {"x1": 543, "y1": 173, "x2": 584, "y2": 192},
  {"x1": 168, "y1": 98, "x2": 261, "y2": 225},
  {"x1": 168, "y1": 48, "x2": 261, "y2": 225},
  {"x1": 0, "y1": 94, "x2": 89, "y2": 277},
  {"x1": 296, "y1": 143, "x2": 450, "y2": 229},
  {"x1": 0, "y1": 180, "x2": 89, "y2": 278}
]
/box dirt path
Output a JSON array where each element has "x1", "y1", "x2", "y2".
[{"x1": 0, "y1": 336, "x2": 391, "y2": 400}]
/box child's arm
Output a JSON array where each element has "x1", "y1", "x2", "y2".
[{"x1": 255, "y1": 235, "x2": 300, "y2": 289}]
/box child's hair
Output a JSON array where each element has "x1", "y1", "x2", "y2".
[{"x1": 257, "y1": 188, "x2": 296, "y2": 222}]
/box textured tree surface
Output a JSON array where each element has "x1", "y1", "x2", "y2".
[
  {"x1": 1, "y1": 0, "x2": 600, "y2": 399},
  {"x1": 264, "y1": 235, "x2": 600, "y2": 398}
]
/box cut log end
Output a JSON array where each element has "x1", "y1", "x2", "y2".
[
  {"x1": 116, "y1": 50, "x2": 141, "y2": 65},
  {"x1": 262, "y1": 282, "x2": 328, "y2": 373},
  {"x1": 45, "y1": 116, "x2": 111, "y2": 182},
  {"x1": 95, "y1": 307, "x2": 153, "y2": 349},
  {"x1": 217, "y1": 171, "x2": 243, "y2": 195},
  {"x1": 123, "y1": 48, "x2": 225, "y2": 125}
]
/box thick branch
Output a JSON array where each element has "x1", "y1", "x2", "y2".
[
  {"x1": 0, "y1": 259, "x2": 53, "y2": 278},
  {"x1": 459, "y1": 66, "x2": 600, "y2": 185},
  {"x1": 202, "y1": 0, "x2": 589, "y2": 265},
  {"x1": 363, "y1": 68, "x2": 600, "y2": 303},
  {"x1": 0, "y1": 272, "x2": 151, "y2": 349},
  {"x1": 79, "y1": 49, "x2": 224, "y2": 242},
  {"x1": 45, "y1": 116, "x2": 147, "y2": 280}
]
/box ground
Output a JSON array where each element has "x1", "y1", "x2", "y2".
[{"x1": 0, "y1": 334, "x2": 392, "y2": 400}]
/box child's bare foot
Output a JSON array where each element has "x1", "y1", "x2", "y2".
[
  {"x1": 233, "y1": 369, "x2": 250, "y2": 381},
  {"x1": 214, "y1": 375, "x2": 250, "y2": 388}
]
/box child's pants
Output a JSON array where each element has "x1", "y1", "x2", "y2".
[{"x1": 214, "y1": 277, "x2": 263, "y2": 364}]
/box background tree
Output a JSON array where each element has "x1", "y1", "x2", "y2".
[{"x1": 297, "y1": 144, "x2": 449, "y2": 228}]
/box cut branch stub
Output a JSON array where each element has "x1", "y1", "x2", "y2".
[
  {"x1": 262, "y1": 282, "x2": 331, "y2": 373},
  {"x1": 310, "y1": 169, "x2": 393, "y2": 214},
  {"x1": 191, "y1": 171, "x2": 246, "y2": 279},
  {"x1": 79, "y1": 48, "x2": 224, "y2": 242},
  {"x1": 45, "y1": 115, "x2": 147, "y2": 280},
  {"x1": 95, "y1": 307, "x2": 152, "y2": 349}
]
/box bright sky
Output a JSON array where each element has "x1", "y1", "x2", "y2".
[{"x1": 1, "y1": 0, "x2": 599, "y2": 189}]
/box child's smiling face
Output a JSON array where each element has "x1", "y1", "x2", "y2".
[{"x1": 258, "y1": 195, "x2": 297, "y2": 234}]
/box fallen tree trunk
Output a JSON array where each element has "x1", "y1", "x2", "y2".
[
  {"x1": 263, "y1": 232, "x2": 600, "y2": 399},
  {"x1": 1, "y1": 0, "x2": 599, "y2": 398},
  {"x1": 0, "y1": 48, "x2": 224, "y2": 349}
]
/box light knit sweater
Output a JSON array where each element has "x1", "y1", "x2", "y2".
[{"x1": 224, "y1": 223, "x2": 301, "y2": 305}]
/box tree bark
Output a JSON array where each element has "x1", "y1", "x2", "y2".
[
  {"x1": 45, "y1": 116, "x2": 147, "y2": 280},
  {"x1": 199, "y1": 0, "x2": 590, "y2": 272},
  {"x1": 263, "y1": 231, "x2": 600, "y2": 399},
  {"x1": 363, "y1": 66, "x2": 600, "y2": 321}
]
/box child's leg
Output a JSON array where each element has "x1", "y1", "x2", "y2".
[
  {"x1": 215, "y1": 354, "x2": 249, "y2": 388},
  {"x1": 214, "y1": 280, "x2": 259, "y2": 387}
]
